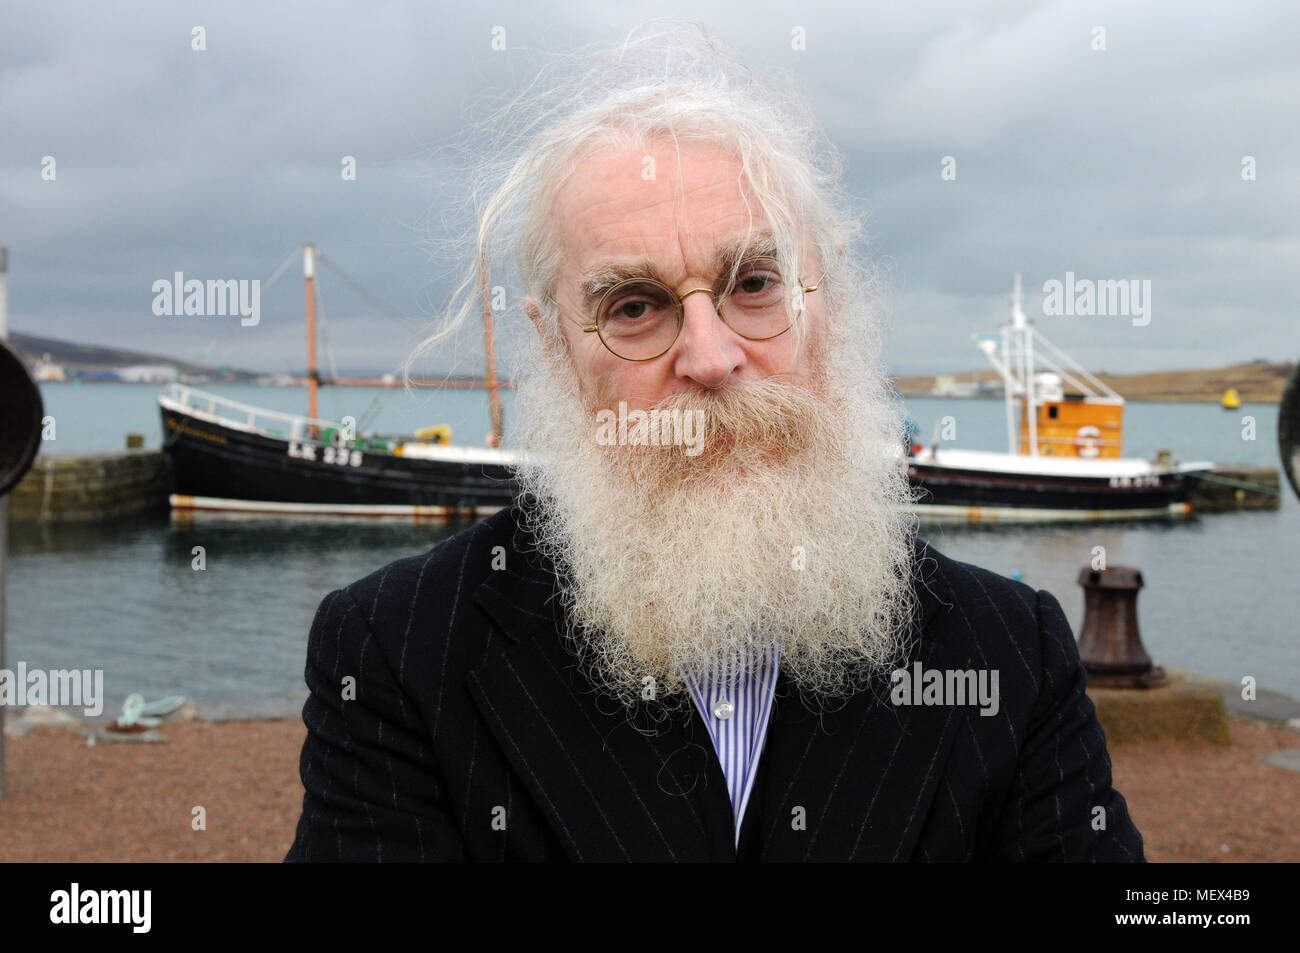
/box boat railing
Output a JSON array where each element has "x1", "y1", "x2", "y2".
[
  {"x1": 160, "y1": 382, "x2": 342, "y2": 443},
  {"x1": 1030, "y1": 434, "x2": 1123, "y2": 450}
]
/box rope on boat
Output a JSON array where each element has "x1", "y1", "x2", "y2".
[
  {"x1": 262, "y1": 247, "x2": 302, "y2": 294},
  {"x1": 313, "y1": 249, "x2": 430, "y2": 431},
  {"x1": 314, "y1": 251, "x2": 420, "y2": 329}
]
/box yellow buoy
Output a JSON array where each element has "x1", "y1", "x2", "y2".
[{"x1": 415, "y1": 424, "x2": 452, "y2": 444}]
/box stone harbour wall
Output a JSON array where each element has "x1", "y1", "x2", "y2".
[{"x1": 6, "y1": 449, "x2": 170, "y2": 523}]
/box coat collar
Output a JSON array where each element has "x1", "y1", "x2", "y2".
[{"x1": 467, "y1": 510, "x2": 962, "y2": 862}]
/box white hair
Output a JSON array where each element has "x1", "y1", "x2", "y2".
[
  {"x1": 403, "y1": 20, "x2": 921, "y2": 709},
  {"x1": 403, "y1": 18, "x2": 889, "y2": 383}
]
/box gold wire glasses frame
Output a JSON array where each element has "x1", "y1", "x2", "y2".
[{"x1": 547, "y1": 256, "x2": 821, "y2": 362}]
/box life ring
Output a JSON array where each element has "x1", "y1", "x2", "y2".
[{"x1": 1076, "y1": 425, "x2": 1102, "y2": 458}]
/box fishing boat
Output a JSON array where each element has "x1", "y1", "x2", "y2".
[
  {"x1": 160, "y1": 244, "x2": 519, "y2": 517},
  {"x1": 906, "y1": 276, "x2": 1212, "y2": 522}
]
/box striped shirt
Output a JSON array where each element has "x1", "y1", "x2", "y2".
[{"x1": 683, "y1": 647, "x2": 781, "y2": 846}]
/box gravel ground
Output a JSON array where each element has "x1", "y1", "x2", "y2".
[
  {"x1": 0, "y1": 715, "x2": 1295, "y2": 862},
  {"x1": 1108, "y1": 717, "x2": 1300, "y2": 862},
  {"x1": 0, "y1": 719, "x2": 304, "y2": 862}
]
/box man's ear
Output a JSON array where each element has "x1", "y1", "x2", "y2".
[
  {"x1": 525, "y1": 296, "x2": 569, "y2": 360},
  {"x1": 524, "y1": 297, "x2": 543, "y2": 331}
]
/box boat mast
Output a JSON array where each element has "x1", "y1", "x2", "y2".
[
  {"x1": 479, "y1": 258, "x2": 503, "y2": 446},
  {"x1": 304, "y1": 243, "x2": 318, "y2": 421},
  {"x1": 1014, "y1": 274, "x2": 1038, "y2": 456}
]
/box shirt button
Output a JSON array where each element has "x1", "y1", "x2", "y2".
[{"x1": 713, "y1": 700, "x2": 734, "y2": 720}]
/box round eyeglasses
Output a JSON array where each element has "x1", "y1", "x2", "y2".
[{"x1": 548, "y1": 256, "x2": 821, "y2": 362}]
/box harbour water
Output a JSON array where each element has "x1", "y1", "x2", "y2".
[{"x1": 6, "y1": 382, "x2": 1296, "y2": 719}]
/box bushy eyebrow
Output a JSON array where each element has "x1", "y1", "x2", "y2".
[
  {"x1": 711, "y1": 232, "x2": 779, "y2": 275},
  {"x1": 576, "y1": 231, "x2": 781, "y2": 303},
  {"x1": 578, "y1": 260, "x2": 664, "y2": 303}
]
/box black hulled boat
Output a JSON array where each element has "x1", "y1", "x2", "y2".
[{"x1": 160, "y1": 243, "x2": 518, "y2": 518}]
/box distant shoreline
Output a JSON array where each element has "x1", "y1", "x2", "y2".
[
  {"x1": 895, "y1": 361, "x2": 1293, "y2": 404},
  {"x1": 34, "y1": 372, "x2": 1287, "y2": 404}
]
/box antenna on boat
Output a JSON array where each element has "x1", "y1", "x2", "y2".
[
  {"x1": 979, "y1": 273, "x2": 1128, "y2": 459},
  {"x1": 982, "y1": 275, "x2": 1037, "y2": 456},
  {"x1": 991, "y1": 275, "x2": 1031, "y2": 456},
  {"x1": 304, "y1": 243, "x2": 319, "y2": 421}
]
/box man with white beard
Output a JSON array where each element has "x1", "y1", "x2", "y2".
[{"x1": 286, "y1": 24, "x2": 1143, "y2": 863}]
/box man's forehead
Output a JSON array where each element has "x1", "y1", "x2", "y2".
[{"x1": 551, "y1": 141, "x2": 771, "y2": 281}]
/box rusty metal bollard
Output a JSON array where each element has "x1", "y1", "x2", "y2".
[{"x1": 1076, "y1": 566, "x2": 1168, "y2": 689}]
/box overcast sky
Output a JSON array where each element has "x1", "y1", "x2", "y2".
[{"x1": 2, "y1": 0, "x2": 1297, "y2": 377}]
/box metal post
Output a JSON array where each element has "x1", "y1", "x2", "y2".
[
  {"x1": 1, "y1": 246, "x2": 9, "y2": 798},
  {"x1": 1280, "y1": 361, "x2": 1300, "y2": 501},
  {"x1": 1076, "y1": 565, "x2": 1168, "y2": 689}
]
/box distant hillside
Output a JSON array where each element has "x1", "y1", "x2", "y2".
[
  {"x1": 8, "y1": 331, "x2": 259, "y2": 380},
  {"x1": 894, "y1": 361, "x2": 1295, "y2": 403},
  {"x1": 3, "y1": 331, "x2": 485, "y2": 384},
  {"x1": 1095, "y1": 362, "x2": 1294, "y2": 403}
]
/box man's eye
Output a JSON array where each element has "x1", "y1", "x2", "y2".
[
  {"x1": 734, "y1": 269, "x2": 783, "y2": 298},
  {"x1": 601, "y1": 282, "x2": 675, "y2": 328},
  {"x1": 606, "y1": 298, "x2": 657, "y2": 324}
]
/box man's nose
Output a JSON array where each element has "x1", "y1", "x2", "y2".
[{"x1": 670, "y1": 289, "x2": 744, "y2": 388}]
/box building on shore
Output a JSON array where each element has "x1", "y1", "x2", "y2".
[
  {"x1": 31, "y1": 352, "x2": 66, "y2": 381},
  {"x1": 117, "y1": 364, "x2": 180, "y2": 384}
]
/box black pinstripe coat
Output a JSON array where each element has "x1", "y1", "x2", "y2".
[{"x1": 285, "y1": 500, "x2": 1144, "y2": 862}]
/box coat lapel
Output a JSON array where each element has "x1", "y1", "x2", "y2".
[
  {"x1": 749, "y1": 541, "x2": 969, "y2": 862},
  {"x1": 465, "y1": 534, "x2": 735, "y2": 862}
]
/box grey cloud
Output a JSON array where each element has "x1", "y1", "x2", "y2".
[{"x1": 1, "y1": 0, "x2": 1296, "y2": 376}]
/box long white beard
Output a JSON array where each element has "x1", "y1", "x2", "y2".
[{"x1": 512, "y1": 319, "x2": 919, "y2": 709}]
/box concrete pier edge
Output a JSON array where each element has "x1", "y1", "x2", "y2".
[{"x1": 1085, "y1": 666, "x2": 1300, "y2": 746}]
